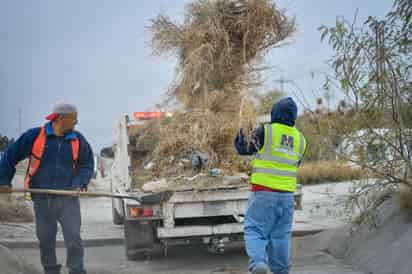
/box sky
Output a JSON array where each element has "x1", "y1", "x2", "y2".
[{"x1": 0, "y1": 0, "x2": 393, "y2": 152}]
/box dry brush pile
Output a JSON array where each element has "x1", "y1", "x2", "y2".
[{"x1": 130, "y1": 0, "x2": 295, "y2": 183}]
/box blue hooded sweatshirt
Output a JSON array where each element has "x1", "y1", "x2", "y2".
[
  {"x1": 234, "y1": 97, "x2": 298, "y2": 155},
  {"x1": 0, "y1": 122, "x2": 94, "y2": 190}
]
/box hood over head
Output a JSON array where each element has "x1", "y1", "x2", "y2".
[{"x1": 270, "y1": 97, "x2": 297, "y2": 126}]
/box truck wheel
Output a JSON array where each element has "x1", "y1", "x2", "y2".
[
  {"x1": 124, "y1": 219, "x2": 155, "y2": 261},
  {"x1": 112, "y1": 199, "x2": 124, "y2": 225}
]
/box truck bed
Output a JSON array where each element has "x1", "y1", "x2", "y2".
[
  {"x1": 137, "y1": 174, "x2": 249, "y2": 193},
  {"x1": 135, "y1": 174, "x2": 301, "y2": 205}
]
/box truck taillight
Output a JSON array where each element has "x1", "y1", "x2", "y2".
[
  {"x1": 133, "y1": 112, "x2": 165, "y2": 120},
  {"x1": 128, "y1": 206, "x2": 153, "y2": 218}
]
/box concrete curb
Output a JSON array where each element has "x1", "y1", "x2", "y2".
[
  {"x1": 292, "y1": 229, "x2": 324, "y2": 237},
  {"x1": 0, "y1": 237, "x2": 124, "y2": 249},
  {"x1": 0, "y1": 229, "x2": 323, "y2": 249}
]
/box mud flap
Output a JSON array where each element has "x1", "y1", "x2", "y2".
[{"x1": 124, "y1": 219, "x2": 155, "y2": 260}]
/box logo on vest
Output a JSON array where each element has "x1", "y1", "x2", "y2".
[
  {"x1": 272, "y1": 134, "x2": 296, "y2": 156},
  {"x1": 280, "y1": 134, "x2": 294, "y2": 149}
]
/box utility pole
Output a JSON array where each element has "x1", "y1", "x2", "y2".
[
  {"x1": 18, "y1": 108, "x2": 22, "y2": 135},
  {"x1": 274, "y1": 75, "x2": 293, "y2": 94}
]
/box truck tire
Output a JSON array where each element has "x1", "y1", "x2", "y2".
[
  {"x1": 124, "y1": 219, "x2": 155, "y2": 261},
  {"x1": 112, "y1": 199, "x2": 124, "y2": 225}
]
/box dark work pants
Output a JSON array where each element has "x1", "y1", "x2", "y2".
[{"x1": 33, "y1": 195, "x2": 86, "y2": 274}]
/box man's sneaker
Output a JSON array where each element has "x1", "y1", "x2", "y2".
[{"x1": 252, "y1": 264, "x2": 268, "y2": 274}]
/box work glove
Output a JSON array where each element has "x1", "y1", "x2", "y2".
[
  {"x1": 235, "y1": 129, "x2": 245, "y2": 144},
  {"x1": 238, "y1": 128, "x2": 246, "y2": 138},
  {"x1": 71, "y1": 183, "x2": 88, "y2": 197},
  {"x1": 0, "y1": 185, "x2": 11, "y2": 193},
  {"x1": 235, "y1": 128, "x2": 250, "y2": 155},
  {"x1": 72, "y1": 178, "x2": 88, "y2": 192}
]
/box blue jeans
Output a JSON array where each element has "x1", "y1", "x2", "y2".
[
  {"x1": 244, "y1": 191, "x2": 294, "y2": 274},
  {"x1": 33, "y1": 195, "x2": 86, "y2": 274}
]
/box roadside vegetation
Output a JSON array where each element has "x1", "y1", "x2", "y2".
[
  {"x1": 297, "y1": 0, "x2": 412, "y2": 220},
  {"x1": 398, "y1": 187, "x2": 412, "y2": 210},
  {"x1": 298, "y1": 161, "x2": 362, "y2": 185}
]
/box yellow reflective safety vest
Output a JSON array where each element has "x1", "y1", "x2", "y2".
[{"x1": 251, "y1": 123, "x2": 306, "y2": 192}]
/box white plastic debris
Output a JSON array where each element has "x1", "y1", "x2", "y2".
[
  {"x1": 142, "y1": 178, "x2": 168, "y2": 192},
  {"x1": 143, "y1": 161, "x2": 154, "y2": 170}
]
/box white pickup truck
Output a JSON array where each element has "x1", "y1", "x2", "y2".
[{"x1": 110, "y1": 114, "x2": 302, "y2": 260}]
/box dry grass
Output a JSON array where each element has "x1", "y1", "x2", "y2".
[
  {"x1": 128, "y1": 96, "x2": 257, "y2": 183},
  {"x1": 149, "y1": 0, "x2": 295, "y2": 106},
  {"x1": 399, "y1": 186, "x2": 412, "y2": 210},
  {"x1": 132, "y1": 0, "x2": 295, "y2": 183},
  {"x1": 298, "y1": 161, "x2": 363, "y2": 185}
]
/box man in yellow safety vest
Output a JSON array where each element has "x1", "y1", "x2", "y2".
[{"x1": 235, "y1": 97, "x2": 306, "y2": 274}]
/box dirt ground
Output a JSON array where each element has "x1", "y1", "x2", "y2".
[
  {"x1": 2, "y1": 172, "x2": 410, "y2": 273},
  {"x1": 0, "y1": 172, "x2": 34, "y2": 222},
  {"x1": 0, "y1": 194, "x2": 34, "y2": 222},
  {"x1": 324, "y1": 196, "x2": 412, "y2": 274},
  {"x1": 0, "y1": 244, "x2": 40, "y2": 274},
  {"x1": 10, "y1": 240, "x2": 363, "y2": 274},
  {"x1": 295, "y1": 195, "x2": 412, "y2": 274}
]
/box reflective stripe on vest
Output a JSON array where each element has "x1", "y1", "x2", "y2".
[
  {"x1": 298, "y1": 132, "x2": 305, "y2": 160},
  {"x1": 252, "y1": 167, "x2": 297, "y2": 177},
  {"x1": 255, "y1": 154, "x2": 299, "y2": 166},
  {"x1": 251, "y1": 123, "x2": 306, "y2": 192},
  {"x1": 24, "y1": 126, "x2": 80, "y2": 189}
]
